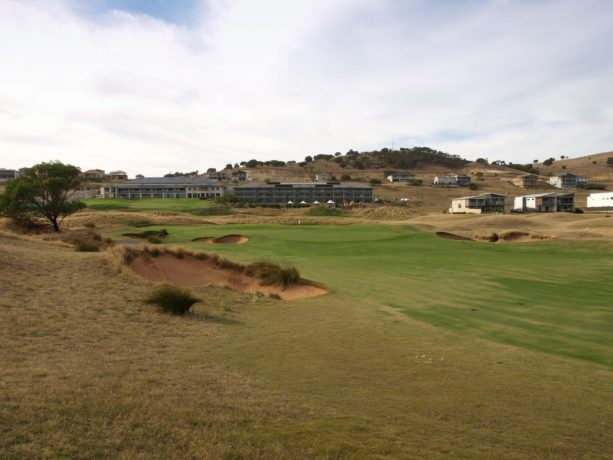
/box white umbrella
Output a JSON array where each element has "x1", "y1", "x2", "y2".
[
  {"x1": 313, "y1": 200, "x2": 320, "y2": 204},
  {"x1": 300, "y1": 200, "x2": 307, "y2": 204},
  {"x1": 287, "y1": 200, "x2": 293, "y2": 204}
]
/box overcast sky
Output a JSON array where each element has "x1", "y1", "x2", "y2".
[{"x1": 1, "y1": 0, "x2": 612, "y2": 176}]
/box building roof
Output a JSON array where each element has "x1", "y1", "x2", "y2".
[
  {"x1": 234, "y1": 181, "x2": 372, "y2": 189},
  {"x1": 119, "y1": 177, "x2": 218, "y2": 187},
  {"x1": 108, "y1": 170, "x2": 127, "y2": 175},
  {"x1": 520, "y1": 192, "x2": 574, "y2": 198},
  {"x1": 453, "y1": 193, "x2": 505, "y2": 200}
]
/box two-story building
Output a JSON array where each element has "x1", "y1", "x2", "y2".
[
  {"x1": 234, "y1": 181, "x2": 373, "y2": 205},
  {"x1": 513, "y1": 193, "x2": 575, "y2": 212},
  {"x1": 548, "y1": 173, "x2": 588, "y2": 189},
  {"x1": 100, "y1": 177, "x2": 224, "y2": 199},
  {"x1": 512, "y1": 174, "x2": 539, "y2": 188},
  {"x1": 434, "y1": 175, "x2": 471, "y2": 187},
  {"x1": 449, "y1": 193, "x2": 506, "y2": 214},
  {"x1": 0, "y1": 168, "x2": 18, "y2": 183}
]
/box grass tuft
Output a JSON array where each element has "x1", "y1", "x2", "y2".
[
  {"x1": 75, "y1": 242, "x2": 100, "y2": 252},
  {"x1": 245, "y1": 261, "x2": 301, "y2": 286},
  {"x1": 146, "y1": 285, "x2": 200, "y2": 315}
]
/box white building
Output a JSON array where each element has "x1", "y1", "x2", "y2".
[
  {"x1": 586, "y1": 192, "x2": 613, "y2": 209},
  {"x1": 434, "y1": 175, "x2": 471, "y2": 187},
  {"x1": 386, "y1": 172, "x2": 416, "y2": 182},
  {"x1": 513, "y1": 193, "x2": 574, "y2": 212}
]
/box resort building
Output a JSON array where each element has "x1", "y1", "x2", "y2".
[
  {"x1": 100, "y1": 177, "x2": 224, "y2": 199},
  {"x1": 386, "y1": 172, "x2": 416, "y2": 182},
  {"x1": 586, "y1": 192, "x2": 613, "y2": 209},
  {"x1": 513, "y1": 193, "x2": 575, "y2": 212},
  {"x1": 548, "y1": 173, "x2": 588, "y2": 189},
  {"x1": 433, "y1": 175, "x2": 471, "y2": 187},
  {"x1": 449, "y1": 193, "x2": 506, "y2": 214},
  {"x1": 208, "y1": 171, "x2": 228, "y2": 181},
  {"x1": 234, "y1": 181, "x2": 373, "y2": 205},
  {"x1": 511, "y1": 174, "x2": 539, "y2": 188},
  {"x1": 0, "y1": 168, "x2": 18, "y2": 182}
]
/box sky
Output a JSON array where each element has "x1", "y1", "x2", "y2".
[{"x1": 1, "y1": 0, "x2": 613, "y2": 176}]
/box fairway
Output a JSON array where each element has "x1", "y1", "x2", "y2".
[
  {"x1": 83, "y1": 198, "x2": 214, "y2": 213},
  {"x1": 112, "y1": 223, "x2": 613, "y2": 367}
]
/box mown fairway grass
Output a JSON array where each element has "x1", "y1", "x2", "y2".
[
  {"x1": 112, "y1": 223, "x2": 613, "y2": 367},
  {"x1": 83, "y1": 197, "x2": 214, "y2": 213}
]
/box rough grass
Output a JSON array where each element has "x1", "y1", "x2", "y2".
[
  {"x1": 146, "y1": 285, "x2": 200, "y2": 315},
  {"x1": 1, "y1": 233, "x2": 612, "y2": 458}
]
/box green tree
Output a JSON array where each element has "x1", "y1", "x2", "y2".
[
  {"x1": 340, "y1": 174, "x2": 352, "y2": 181},
  {"x1": 0, "y1": 161, "x2": 85, "y2": 232}
]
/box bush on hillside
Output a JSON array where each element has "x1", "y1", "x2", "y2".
[
  {"x1": 146, "y1": 285, "x2": 200, "y2": 315},
  {"x1": 304, "y1": 207, "x2": 343, "y2": 217}
]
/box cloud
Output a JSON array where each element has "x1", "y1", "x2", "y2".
[{"x1": 0, "y1": 0, "x2": 612, "y2": 175}]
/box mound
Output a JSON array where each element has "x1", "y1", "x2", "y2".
[
  {"x1": 191, "y1": 234, "x2": 249, "y2": 244},
  {"x1": 127, "y1": 252, "x2": 325, "y2": 300},
  {"x1": 436, "y1": 231, "x2": 473, "y2": 241}
]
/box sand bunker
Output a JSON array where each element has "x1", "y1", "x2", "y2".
[
  {"x1": 436, "y1": 231, "x2": 474, "y2": 241},
  {"x1": 128, "y1": 252, "x2": 326, "y2": 300},
  {"x1": 192, "y1": 234, "x2": 249, "y2": 244}
]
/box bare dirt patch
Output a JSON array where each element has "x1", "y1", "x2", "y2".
[
  {"x1": 127, "y1": 251, "x2": 326, "y2": 300},
  {"x1": 192, "y1": 234, "x2": 249, "y2": 244}
]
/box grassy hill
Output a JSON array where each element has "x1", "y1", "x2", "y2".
[{"x1": 536, "y1": 150, "x2": 613, "y2": 180}]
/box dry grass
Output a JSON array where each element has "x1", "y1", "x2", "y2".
[{"x1": 1, "y1": 231, "x2": 612, "y2": 458}]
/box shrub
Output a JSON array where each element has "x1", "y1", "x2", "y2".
[
  {"x1": 76, "y1": 242, "x2": 100, "y2": 252},
  {"x1": 122, "y1": 229, "x2": 168, "y2": 239},
  {"x1": 245, "y1": 261, "x2": 301, "y2": 286},
  {"x1": 127, "y1": 219, "x2": 152, "y2": 228},
  {"x1": 468, "y1": 182, "x2": 479, "y2": 190},
  {"x1": 488, "y1": 233, "x2": 499, "y2": 242},
  {"x1": 146, "y1": 285, "x2": 200, "y2": 315},
  {"x1": 146, "y1": 234, "x2": 163, "y2": 244},
  {"x1": 574, "y1": 208, "x2": 584, "y2": 214},
  {"x1": 408, "y1": 179, "x2": 423, "y2": 186},
  {"x1": 369, "y1": 178, "x2": 382, "y2": 185},
  {"x1": 340, "y1": 174, "x2": 352, "y2": 181},
  {"x1": 191, "y1": 205, "x2": 232, "y2": 216},
  {"x1": 304, "y1": 207, "x2": 342, "y2": 217},
  {"x1": 84, "y1": 222, "x2": 96, "y2": 228}
]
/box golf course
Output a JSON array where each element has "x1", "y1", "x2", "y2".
[{"x1": 111, "y1": 223, "x2": 613, "y2": 367}]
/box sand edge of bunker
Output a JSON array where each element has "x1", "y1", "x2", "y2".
[
  {"x1": 191, "y1": 234, "x2": 249, "y2": 244},
  {"x1": 118, "y1": 246, "x2": 327, "y2": 300}
]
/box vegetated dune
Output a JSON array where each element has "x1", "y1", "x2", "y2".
[
  {"x1": 192, "y1": 234, "x2": 249, "y2": 244},
  {"x1": 127, "y1": 251, "x2": 326, "y2": 300}
]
